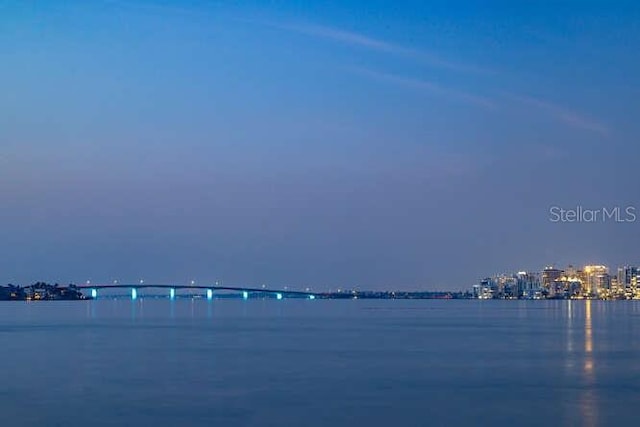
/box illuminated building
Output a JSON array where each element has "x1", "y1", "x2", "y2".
[
  {"x1": 501, "y1": 276, "x2": 519, "y2": 299},
  {"x1": 565, "y1": 265, "x2": 578, "y2": 277},
  {"x1": 583, "y1": 265, "x2": 609, "y2": 297},
  {"x1": 474, "y1": 278, "x2": 496, "y2": 299},
  {"x1": 542, "y1": 267, "x2": 564, "y2": 297},
  {"x1": 517, "y1": 271, "x2": 541, "y2": 299},
  {"x1": 617, "y1": 267, "x2": 626, "y2": 289},
  {"x1": 617, "y1": 266, "x2": 638, "y2": 297},
  {"x1": 610, "y1": 276, "x2": 622, "y2": 298}
]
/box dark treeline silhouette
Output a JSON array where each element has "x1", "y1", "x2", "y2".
[{"x1": 0, "y1": 282, "x2": 86, "y2": 301}]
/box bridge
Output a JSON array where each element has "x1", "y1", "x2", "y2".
[{"x1": 75, "y1": 284, "x2": 317, "y2": 300}]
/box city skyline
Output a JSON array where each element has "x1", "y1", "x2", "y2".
[
  {"x1": 475, "y1": 262, "x2": 640, "y2": 300},
  {"x1": 1, "y1": 1, "x2": 639, "y2": 288}
]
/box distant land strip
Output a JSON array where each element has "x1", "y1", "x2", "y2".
[{"x1": 0, "y1": 282, "x2": 468, "y2": 301}]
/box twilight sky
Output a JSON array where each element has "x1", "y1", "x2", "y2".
[{"x1": 1, "y1": 1, "x2": 639, "y2": 290}]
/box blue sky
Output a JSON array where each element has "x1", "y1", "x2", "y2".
[{"x1": 1, "y1": 1, "x2": 638, "y2": 289}]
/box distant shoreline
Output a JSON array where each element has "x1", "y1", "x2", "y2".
[
  {"x1": 1, "y1": 283, "x2": 471, "y2": 301},
  {"x1": 6, "y1": 283, "x2": 640, "y2": 301}
]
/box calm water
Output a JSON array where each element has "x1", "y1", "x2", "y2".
[{"x1": 2, "y1": 299, "x2": 640, "y2": 426}]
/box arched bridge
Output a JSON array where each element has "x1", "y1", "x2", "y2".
[{"x1": 76, "y1": 284, "x2": 317, "y2": 300}]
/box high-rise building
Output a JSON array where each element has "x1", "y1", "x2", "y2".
[
  {"x1": 584, "y1": 265, "x2": 609, "y2": 296},
  {"x1": 474, "y1": 278, "x2": 497, "y2": 299},
  {"x1": 616, "y1": 266, "x2": 638, "y2": 297},
  {"x1": 517, "y1": 271, "x2": 541, "y2": 299},
  {"x1": 623, "y1": 266, "x2": 637, "y2": 286},
  {"x1": 566, "y1": 265, "x2": 578, "y2": 278},
  {"x1": 618, "y1": 267, "x2": 626, "y2": 288},
  {"x1": 610, "y1": 275, "x2": 622, "y2": 297},
  {"x1": 596, "y1": 274, "x2": 611, "y2": 296},
  {"x1": 542, "y1": 267, "x2": 564, "y2": 296}
]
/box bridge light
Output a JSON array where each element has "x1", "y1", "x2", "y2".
[
  {"x1": 207, "y1": 289, "x2": 213, "y2": 300},
  {"x1": 276, "y1": 293, "x2": 283, "y2": 300},
  {"x1": 309, "y1": 294, "x2": 315, "y2": 300},
  {"x1": 170, "y1": 288, "x2": 176, "y2": 300},
  {"x1": 131, "y1": 288, "x2": 138, "y2": 300},
  {"x1": 91, "y1": 289, "x2": 97, "y2": 299},
  {"x1": 242, "y1": 291, "x2": 249, "y2": 300}
]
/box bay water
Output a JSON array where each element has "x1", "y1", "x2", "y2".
[{"x1": 2, "y1": 299, "x2": 639, "y2": 426}]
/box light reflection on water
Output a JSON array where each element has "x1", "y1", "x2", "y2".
[{"x1": 581, "y1": 299, "x2": 596, "y2": 427}]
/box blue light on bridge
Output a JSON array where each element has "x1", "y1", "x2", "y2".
[
  {"x1": 242, "y1": 291, "x2": 249, "y2": 300},
  {"x1": 91, "y1": 289, "x2": 97, "y2": 299},
  {"x1": 276, "y1": 293, "x2": 283, "y2": 300},
  {"x1": 207, "y1": 289, "x2": 213, "y2": 300},
  {"x1": 170, "y1": 288, "x2": 176, "y2": 300},
  {"x1": 131, "y1": 288, "x2": 138, "y2": 300},
  {"x1": 309, "y1": 294, "x2": 315, "y2": 300}
]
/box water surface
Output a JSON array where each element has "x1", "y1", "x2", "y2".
[{"x1": 2, "y1": 299, "x2": 640, "y2": 426}]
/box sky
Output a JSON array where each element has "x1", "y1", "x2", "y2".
[{"x1": 1, "y1": 1, "x2": 639, "y2": 290}]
